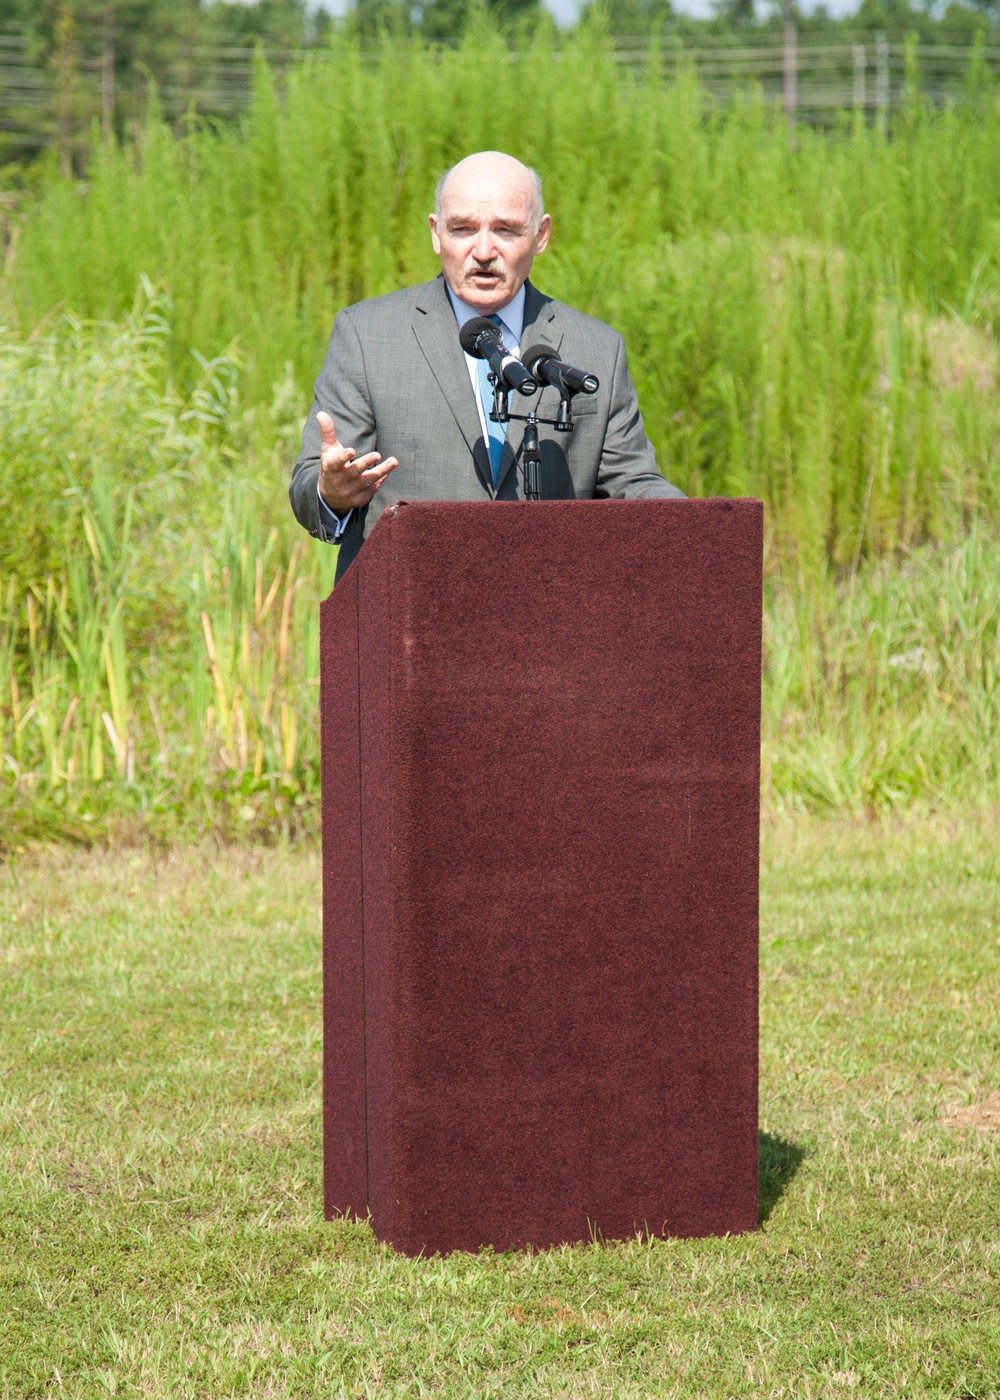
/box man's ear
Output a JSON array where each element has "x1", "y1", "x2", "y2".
[
  {"x1": 533, "y1": 214, "x2": 552, "y2": 256},
  {"x1": 428, "y1": 213, "x2": 442, "y2": 255}
]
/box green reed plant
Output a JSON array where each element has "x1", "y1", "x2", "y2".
[
  {"x1": 0, "y1": 290, "x2": 334, "y2": 840},
  {"x1": 2, "y1": 500, "x2": 333, "y2": 841},
  {"x1": 763, "y1": 529, "x2": 1000, "y2": 812}
]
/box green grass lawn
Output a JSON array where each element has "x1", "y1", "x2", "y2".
[{"x1": 1, "y1": 818, "x2": 998, "y2": 1397}]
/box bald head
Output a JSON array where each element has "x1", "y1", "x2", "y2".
[
  {"x1": 429, "y1": 151, "x2": 552, "y2": 316},
  {"x1": 435, "y1": 152, "x2": 545, "y2": 234}
]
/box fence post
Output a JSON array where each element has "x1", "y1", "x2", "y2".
[
  {"x1": 54, "y1": 2, "x2": 76, "y2": 177},
  {"x1": 876, "y1": 31, "x2": 889, "y2": 126},
  {"x1": 101, "y1": 3, "x2": 115, "y2": 144},
  {"x1": 853, "y1": 42, "x2": 866, "y2": 112},
  {"x1": 783, "y1": 5, "x2": 798, "y2": 120}
]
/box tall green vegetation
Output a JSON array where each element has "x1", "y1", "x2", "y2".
[
  {"x1": 0, "y1": 286, "x2": 331, "y2": 839},
  {"x1": 1, "y1": 27, "x2": 999, "y2": 835},
  {"x1": 9, "y1": 28, "x2": 1000, "y2": 563}
]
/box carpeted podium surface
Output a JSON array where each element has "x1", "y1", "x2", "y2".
[{"x1": 321, "y1": 498, "x2": 761, "y2": 1255}]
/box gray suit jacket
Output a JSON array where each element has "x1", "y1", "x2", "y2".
[{"x1": 290, "y1": 276, "x2": 684, "y2": 579}]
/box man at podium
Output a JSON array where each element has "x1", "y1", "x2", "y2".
[{"x1": 289, "y1": 150, "x2": 684, "y2": 580}]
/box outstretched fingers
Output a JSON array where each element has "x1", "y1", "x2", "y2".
[
  {"x1": 316, "y1": 419, "x2": 399, "y2": 510},
  {"x1": 362, "y1": 456, "x2": 398, "y2": 490}
]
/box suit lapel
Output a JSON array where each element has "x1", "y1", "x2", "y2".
[
  {"x1": 519, "y1": 280, "x2": 562, "y2": 360},
  {"x1": 494, "y1": 282, "x2": 563, "y2": 495},
  {"x1": 412, "y1": 277, "x2": 493, "y2": 494}
]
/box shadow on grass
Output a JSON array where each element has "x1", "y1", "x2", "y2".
[{"x1": 759, "y1": 1131, "x2": 806, "y2": 1224}]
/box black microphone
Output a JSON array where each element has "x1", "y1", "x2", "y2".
[
  {"x1": 521, "y1": 344, "x2": 600, "y2": 397},
  {"x1": 459, "y1": 317, "x2": 537, "y2": 397}
]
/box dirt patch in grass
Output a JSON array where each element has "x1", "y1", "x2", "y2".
[{"x1": 939, "y1": 1091, "x2": 1000, "y2": 1134}]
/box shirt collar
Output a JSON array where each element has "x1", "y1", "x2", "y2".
[{"x1": 445, "y1": 281, "x2": 526, "y2": 345}]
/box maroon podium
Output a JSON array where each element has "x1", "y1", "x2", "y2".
[{"x1": 320, "y1": 498, "x2": 762, "y2": 1256}]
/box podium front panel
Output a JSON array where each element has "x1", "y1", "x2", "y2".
[{"x1": 320, "y1": 498, "x2": 762, "y2": 1255}]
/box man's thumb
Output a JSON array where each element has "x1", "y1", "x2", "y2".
[{"x1": 317, "y1": 410, "x2": 338, "y2": 448}]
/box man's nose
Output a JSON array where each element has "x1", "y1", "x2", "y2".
[{"x1": 471, "y1": 229, "x2": 497, "y2": 262}]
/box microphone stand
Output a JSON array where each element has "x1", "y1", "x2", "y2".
[
  {"x1": 489, "y1": 375, "x2": 578, "y2": 502},
  {"x1": 521, "y1": 415, "x2": 541, "y2": 501}
]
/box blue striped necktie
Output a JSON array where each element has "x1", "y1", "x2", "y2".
[{"x1": 476, "y1": 313, "x2": 509, "y2": 485}]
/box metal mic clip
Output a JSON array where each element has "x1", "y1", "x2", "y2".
[{"x1": 488, "y1": 372, "x2": 510, "y2": 424}]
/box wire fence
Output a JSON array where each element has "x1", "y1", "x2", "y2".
[
  {"x1": 1, "y1": 25, "x2": 997, "y2": 168},
  {"x1": 0, "y1": 26, "x2": 309, "y2": 163},
  {"x1": 617, "y1": 29, "x2": 998, "y2": 115}
]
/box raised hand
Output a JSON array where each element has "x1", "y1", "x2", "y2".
[{"x1": 317, "y1": 411, "x2": 398, "y2": 515}]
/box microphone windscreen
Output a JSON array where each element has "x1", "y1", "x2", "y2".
[
  {"x1": 520, "y1": 344, "x2": 558, "y2": 374},
  {"x1": 459, "y1": 318, "x2": 500, "y2": 358}
]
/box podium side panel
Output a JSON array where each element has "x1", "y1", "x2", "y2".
[
  {"x1": 385, "y1": 497, "x2": 761, "y2": 1255},
  {"x1": 319, "y1": 569, "x2": 366, "y2": 1220},
  {"x1": 357, "y1": 519, "x2": 396, "y2": 1242}
]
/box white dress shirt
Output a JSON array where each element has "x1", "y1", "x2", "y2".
[{"x1": 445, "y1": 282, "x2": 526, "y2": 442}]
